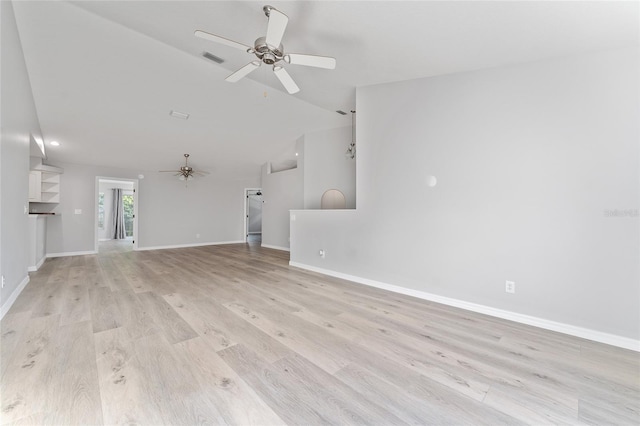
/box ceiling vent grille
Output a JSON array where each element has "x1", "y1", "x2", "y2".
[
  {"x1": 336, "y1": 110, "x2": 348, "y2": 115},
  {"x1": 202, "y1": 51, "x2": 225, "y2": 64}
]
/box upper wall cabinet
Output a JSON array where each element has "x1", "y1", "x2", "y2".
[
  {"x1": 40, "y1": 172, "x2": 60, "y2": 203},
  {"x1": 28, "y1": 171, "x2": 42, "y2": 202},
  {"x1": 29, "y1": 168, "x2": 62, "y2": 203}
]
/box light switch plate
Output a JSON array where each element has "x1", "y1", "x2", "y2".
[{"x1": 74, "y1": 209, "x2": 82, "y2": 215}]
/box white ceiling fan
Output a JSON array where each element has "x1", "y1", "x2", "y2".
[
  {"x1": 195, "y1": 5, "x2": 336, "y2": 94},
  {"x1": 159, "y1": 154, "x2": 209, "y2": 181}
]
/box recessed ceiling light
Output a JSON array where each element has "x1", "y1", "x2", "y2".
[
  {"x1": 170, "y1": 110, "x2": 190, "y2": 120},
  {"x1": 50, "y1": 141, "x2": 60, "y2": 146},
  {"x1": 295, "y1": 152, "x2": 299, "y2": 156}
]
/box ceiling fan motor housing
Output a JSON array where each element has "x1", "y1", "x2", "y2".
[{"x1": 254, "y1": 36, "x2": 284, "y2": 64}]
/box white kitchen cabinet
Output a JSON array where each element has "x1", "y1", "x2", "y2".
[
  {"x1": 28, "y1": 170, "x2": 60, "y2": 203},
  {"x1": 29, "y1": 171, "x2": 41, "y2": 202},
  {"x1": 40, "y1": 172, "x2": 60, "y2": 203}
]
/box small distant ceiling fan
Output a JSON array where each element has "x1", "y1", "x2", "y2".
[
  {"x1": 195, "y1": 5, "x2": 336, "y2": 94},
  {"x1": 159, "y1": 154, "x2": 209, "y2": 181}
]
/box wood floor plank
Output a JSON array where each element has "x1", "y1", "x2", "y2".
[
  {"x1": 270, "y1": 354, "x2": 407, "y2": 424},
  {"x1": 59, "y1": 268, "x2": 91, "y2": 326},
  {"x1": 94, "y1": 327, "x2": 164, "y2": 425},
  {"x1": 49, "y1": 321, "x2": 103, "y2": 425},
  {"x1": 174, "y1": 337, "x2": 286, "y2": 425},
  {"x1": 223, "y1": 300, "x2": 350, "y2": 374},
  {"x1": 136, "y1": 291, "x2": 198, "y2": 344},
  {"x1": 168, "y1": 291, "x2": 294, "y2": 363},
  {"x1": 218, "y1": 344, "x2": 339, "y2": 425},
  {"x1": 110, "y1": 289, "x2": 159, "y2": 341},
  {"x1": 88, "y1": 287, "x2": 123, "y2": 333},
  {"x1": 0, "y1": 311, "x2": 32, "y2": 380},
  {"x1": 131, "y1": 333, "x2": 226, "y2": 424},
  {"x1": 1, "y1": 315, "x2": 61, "y2": 423},
  {"x1": 334, "y1": 363, "x2": 463, "y2": 425}
]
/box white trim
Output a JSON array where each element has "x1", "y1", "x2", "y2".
[
  {"x1": 136, "y1": 241, "x2": 245, "y2": 251},
  {"x1": 1, "y1": 276, "x2": 30, "y2": 320},
  {"x1": 47, "y1": 250, "x2": 97, "y2": 258},
  {"x1": 262, "y1": 244, "x2": 290, "y2": 252},
  {"x1": 289, "y1": 261, "x2": 640, "y2": 352},
  {"x1": 27, "y1": 256, "x2": 46, "y2": 272}
]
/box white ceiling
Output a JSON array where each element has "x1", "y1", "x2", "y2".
[{"x1": 12, "y1": 1, "x2": 639, "y2": 174}]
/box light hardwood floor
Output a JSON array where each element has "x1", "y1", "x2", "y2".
[{"x1": 1, "y1": 243, "x2": 638, "y2": 425}]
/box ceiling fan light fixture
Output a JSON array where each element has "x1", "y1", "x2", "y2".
[
  {"x1": 345, "y1": 143, "x2": 356, "y2": 160},
  {"x1": 346, "y1": 110, "x2": 356, "y2": 160},
  {"x1": 195, "y1": 5, "x2": 335, "y2": 95},
  {"x1": 159, "y1": 153, "x2": 209, "y2": 185}
]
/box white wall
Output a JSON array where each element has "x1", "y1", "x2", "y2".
[
  {"x1": 45, "y1": 162, "x2": 259, "y2": 254},
  {"x1": 0, "y1": 1, "x2": 44, "y2": 315},
  {"x1": 261, "y1": 162, "x2": 303, "y2": 250},
  {"x1": 291, "y1": 48, "x2": 640, "y2": 343},
  {"x1": 139, "y1": 171, "x2": 257, "y2": 248},
  {"x1": 303, "y1": 126, "x2": 356, "y2": 209}
]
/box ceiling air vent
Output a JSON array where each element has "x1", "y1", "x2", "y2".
[
  {"x1": 336, "y1": 110, "x2": 347, "y2": 115},
  {"x1": 202, "y1": 51, "x2": 225, "y2": 64}
]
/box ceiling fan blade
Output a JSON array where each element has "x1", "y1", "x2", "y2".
[
  {"x1": 225, "y1": 61, "x2": 261, "y2": 83},
  {"x1": 265, "y1": 8, "x2": 288, "y2": 48},
  {"x1": 194, "y1": 30, "x2": 251, "y2": 52},
  {"x1": 193, "y1": 171, "x2": 210, "y2": 175},
  {"x1": 159, "y1": 170, "x2": 180, "y2": 173},
  {"x1": 285, "y1": 53, "x2": 336, "y2": 70},
  {"x1": 273, "y1": 66, "x2": 300, "y2": 94}
]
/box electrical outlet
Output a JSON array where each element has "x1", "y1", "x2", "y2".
[
  {"x1": 291, "y1": 214, "x2": 296, "y2": 221},
  {"x1": 318, "y1": 249, "x2": 325, "y2": 258},
  {"x1": 505, "y1": 280, "x2": 515, "y2": 294},
  {"x1": 1, "y1": 275, "x2": 5, "y2": 289},
  {"x1": 74, "y1": 209, "x2": 82, "y2": 215}
]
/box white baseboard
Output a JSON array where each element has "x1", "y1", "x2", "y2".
[
  {"x1": 136, "y1": 241, "x2": 245, "y2": 251},
  {"x1": 261, "y1": 244, "x2": 290, "y2": 252},
  {"x1": 47, "y1": 250, "x2": 97, "y2": 258},
  {"x1": 27, "y1": 256, "x2": 47, "y2": 272},
  {"x1": 1, "y1": 275, "x2": 30, "y2": 320},
  {"x1": 289, "y1": 261, "x2": 640, "y2": 352}
]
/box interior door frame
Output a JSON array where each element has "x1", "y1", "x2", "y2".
[
  {"x1": 243, "y1": 187, "x2": 262, "y2": 242},
  {"x1": 94, "y1": 176, "x2": 139, "y2": 252}
]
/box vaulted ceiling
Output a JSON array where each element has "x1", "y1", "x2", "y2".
[{"x1": 12, "y1": 1, "x2": 638, "y2": 175}]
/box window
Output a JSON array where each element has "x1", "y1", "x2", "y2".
[
  {"x1": 98, "y1": 193, "x2": 105, "y2": 229},
  {"x1": 123, "y1": 193, "x2": 134, "y2": 237}
]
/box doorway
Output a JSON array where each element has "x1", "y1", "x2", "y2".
[
  {"x1": 96, "y1": 177, "x2": 138, "y2": 253},
  {"x1": 244, "y1": 188, "x2": 263, "y2": 244}
]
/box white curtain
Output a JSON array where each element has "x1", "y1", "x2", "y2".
[{"x1": 112, "y1": 188, "x2": 126, "y2": 239}]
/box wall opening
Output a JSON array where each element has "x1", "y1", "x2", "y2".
[{"x1": 244, "y1": 188, "x2": 263, "y2": 244}]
